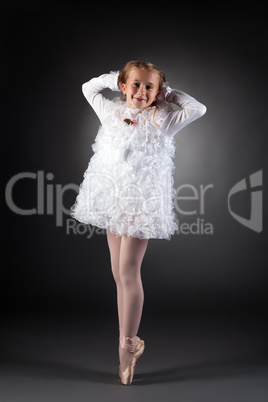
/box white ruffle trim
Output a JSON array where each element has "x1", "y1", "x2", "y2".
[{"x1": 71, "y1": 99, "x2": 178, "y2": 240}]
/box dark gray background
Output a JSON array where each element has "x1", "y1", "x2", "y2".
[
  {"x1": 2, "y1": 2, "x2": 268, "y2": 401},
  {"x1": 3, "y1": 2, "x2": 267, "y2": 319}
]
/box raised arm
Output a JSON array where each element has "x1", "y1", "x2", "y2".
[
  {"x1": 159, "y1": 83, "x2": 207, "y2": 138},
  {"x1": 82, "y1": 71, "x2": 120, "y2": 124}
]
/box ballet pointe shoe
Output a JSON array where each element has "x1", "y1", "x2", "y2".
[{"x1": 119, "y1": 336, "x2": 145, "y2": 385}]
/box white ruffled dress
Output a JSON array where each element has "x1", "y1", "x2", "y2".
[{"x1": 71, "y1": 71, "x2": 206, "y2": 240}]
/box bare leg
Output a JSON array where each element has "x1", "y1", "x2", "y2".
[
  {"x1": 106, "y1": 230, "x2": 148, "y2": 371},
  {"x1": 106, "y1": 230, "x2": 123, "y2": 334},
  {"x1": 119, "y1": 234, "x2": 148, "y2": 370}
]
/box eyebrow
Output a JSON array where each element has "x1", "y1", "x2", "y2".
[{"x1": 132, "y1": 80, "x2": 155, "y2": 86}]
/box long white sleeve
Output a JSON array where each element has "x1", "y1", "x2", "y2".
[
  {"x1": 82, "y1": 72, "x2": 206, "y2": 137},
  {"x1": 82, "y1": 71, "x2": 120, "y2": 124},
  {"x1": 159, "y1": 85, "x2": 207, "y2": 138}
]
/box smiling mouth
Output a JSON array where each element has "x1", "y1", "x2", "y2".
[{"x1": 133, "y1": 97, "x2": 146, "y2": 102}]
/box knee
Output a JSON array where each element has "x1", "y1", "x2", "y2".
[{"x1": 120, "y1": 262, "x2": 140, "y2": 287}]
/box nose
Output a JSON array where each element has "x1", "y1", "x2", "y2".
[{"x1": 137, "y1": 84, "x2": 145, "y2": 96}]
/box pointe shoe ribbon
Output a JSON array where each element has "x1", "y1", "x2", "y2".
[
  {"x1": 119, "y1": 328, "x2": 140, "y2": 344},
  {"x1": 121, "y1": 335, "x2": 138, "y2": 353}
]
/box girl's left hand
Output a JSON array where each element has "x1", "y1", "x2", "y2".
[{"x1": 156, "y1": 82, "x2": 172, "y2": 102}]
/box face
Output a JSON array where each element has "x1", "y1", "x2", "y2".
[{"x1": 121, "y1": 69, "x2": 159, "y2": 109}]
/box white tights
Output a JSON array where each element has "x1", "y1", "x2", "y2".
[{"x1": 106, "y1": 230, "x2": 148, "y2": 368}]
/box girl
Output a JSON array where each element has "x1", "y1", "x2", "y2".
[{"x1": 71, "y1": 61, "x2": 206, "y2": 385}]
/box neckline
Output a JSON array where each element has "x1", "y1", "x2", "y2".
[{"x1": 125, "y1": 102, "x2": 155, "y2": 112}]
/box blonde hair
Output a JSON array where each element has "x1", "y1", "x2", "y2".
[{"x1": 118, "y1": 60, "x2": 180, "y2": 145}]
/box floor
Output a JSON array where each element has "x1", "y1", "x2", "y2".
[{"x1": 1, "y1": 311, "x2": 268, "y2": 402}]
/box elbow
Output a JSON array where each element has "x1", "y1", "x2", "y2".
[
  {"x1": 82, "y1": 82, "x2": 89, "y2": 96},
  {"x1": 82, "y1": 77, "x2": 96, "y2": 96},
  {"x1": 81, "y1": 80, "x2": 95, "y2": 103},
  {"x1": 199, "y1": 103, "x2": 207, "y2": 116}
]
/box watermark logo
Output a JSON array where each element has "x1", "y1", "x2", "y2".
[
  {"x1": 4, "y1": 169, "x2": 263, "y2": 237},
  {"x1": 5, "y1": 171, "x2": 78, "y2": 227},
  {"x1": 227, "y1": 170, "x2": 263, "y2": 233}
]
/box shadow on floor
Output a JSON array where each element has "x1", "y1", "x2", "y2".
[
  {"x1": 134, "y1": 360, "x2": 268, "y2": 385},
  {"x1": 2, "y1": 352, "x2": 268, "y2": 386}
]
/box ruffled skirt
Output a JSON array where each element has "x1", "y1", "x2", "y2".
[{"x1": 71, "y1": 112, "x2": 178, "y2": 240}]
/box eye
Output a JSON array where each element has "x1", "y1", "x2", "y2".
[
  {"x1": 146, "y1": 85, "x2": 152, "y2": 90},
  {"x1": 133, "y1": 82, "x2": 140, "y2": 87}
]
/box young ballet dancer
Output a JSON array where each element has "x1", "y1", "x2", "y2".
[{"x1": 71, "y1": 60, "x2": 206, "y2": 385}]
